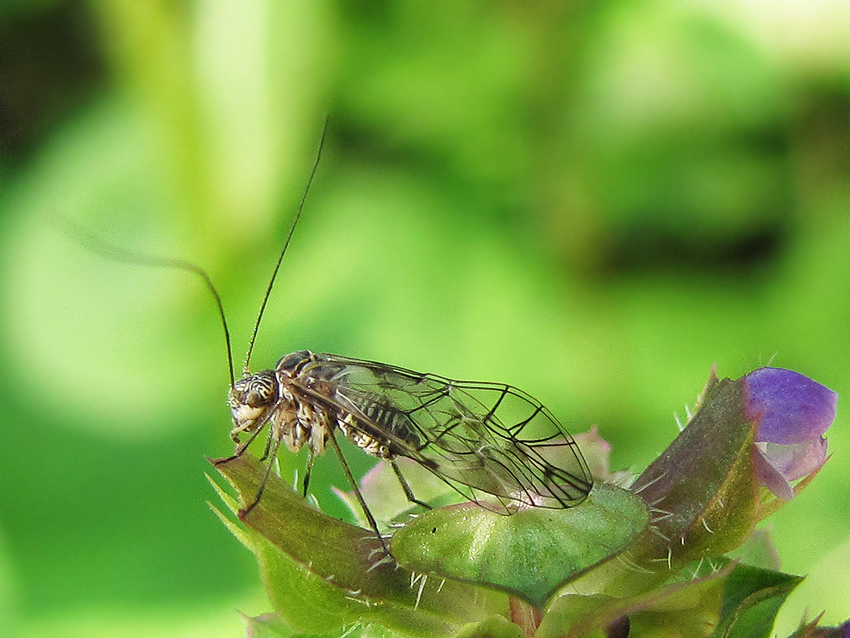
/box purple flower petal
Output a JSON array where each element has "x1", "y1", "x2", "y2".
[
  {"x1": 753, "y1": 445, "x2": 796, "y2": 501},
  {"x1": 753, "y1": 437, "x2": 829, "y2": 500},
  {"x1": 745, "y1": 367, "x2": 836, "y2": 500},
  {"x1": 745, "y1": 368, "x2": 837, "y2": 444},
  {"x1": 768, "y1": 437, "x2": 828, "y2": 481}
]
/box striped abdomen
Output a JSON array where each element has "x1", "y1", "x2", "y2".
[{"x1": 337, "y1": 393, "x2": 422, "y2": 459}]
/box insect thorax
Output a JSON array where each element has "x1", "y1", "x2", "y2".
[
  {"x1": 229, "y1": 350, "x2": 422, "y2": 461},
  {"x1": 228, "y1": 365, "x2": 324, "y2": 457}
]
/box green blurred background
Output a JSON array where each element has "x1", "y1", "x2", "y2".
[{"x1": 1, "y1": 1, "x2": 848, "y2": 636}]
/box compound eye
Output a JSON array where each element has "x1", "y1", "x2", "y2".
[
  {"x1": 246, "y1": 383, "x2": 274, "y2": 407},
  {"x1": 230, "y1": 372, "x2": 277, "y2": 407},
  {"x1": 229, "y1": 371, "x2": 277, "y2": 428},
  {"x1": 246, "y1": 372, "x2": 278, "y2": 405}
]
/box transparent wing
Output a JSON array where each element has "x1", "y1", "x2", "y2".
[{"x1": 294, "y1": 354, "x2": 593, "y2": 513}]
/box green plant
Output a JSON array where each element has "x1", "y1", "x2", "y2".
[{"x1": 212, "y1": 367, "x2": 842, "y2": 637}]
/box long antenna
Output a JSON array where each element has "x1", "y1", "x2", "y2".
[
  {"x1": 60, "y1": 221, "x2": 236, "y2": 388},
  {"x1": 241, "y1": 122, "x2": 328, "y2": 375}
]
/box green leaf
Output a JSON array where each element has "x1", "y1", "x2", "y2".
[
  {"x1": 630, "y1": 374, "x2": 760, "y2": 568},
  {"x1": 784, "y1": 618, "x2": 835, "y2": 638},
  {"x1": 627, "y1": 571, "x2": 727, "y2": 638},
  {"x1": 536, "y1": 594, "x2": 622, "y2": 638},
  {"x1": 537, "y1": 566, "x2": 730, "y2": 638},
  {"x1": 714, "y1": 563, "x2": 803, "y2": 638},
  {"x1": 453, "y1": 616, "x2": 527, "y2": 638},
  {"x1": 391, "y1": 483, "x2": 649, "y2": 609},
  {"x1": 241, "y1": 612, "x2": 409, "y2": 638},
  {"x1": 213, "y1": 455, "x2": 503, "y2": 637},
  {"x1": 243, "y1": 613, "x2": 297, "y2": 638},
  {"x1": 726, "y1": 529, "x2": 781, "y2": 572}
]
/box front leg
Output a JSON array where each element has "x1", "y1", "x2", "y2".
[{"x1": 216, "y1": 426, "x2": 266, "y2": 465}]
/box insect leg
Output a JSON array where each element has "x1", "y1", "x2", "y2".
[
  {"x1": 242, "y1": 428, "x2": 286, "y2": 516},
  {"x1": 325, "y1": 429, "x2": 389, "y2": 554},
  {"x1": 216, "y1": 425, "x2": 268, "y2": 464},
  {"x1": 390, "y1": 458, "x2": 432, "y2": 510},
  {"x1": 258, "y1": 426, "x2": 275, "y2": 461},
  {"x1": 302, "y1": 449, "x2": 315, "y2": 497}
]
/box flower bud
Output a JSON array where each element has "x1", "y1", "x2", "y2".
[{"x1": 745, "y1": 367, "x2": 837, "y2": 501}]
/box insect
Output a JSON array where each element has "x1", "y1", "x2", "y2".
[
  {"x1": 229, "y1": 350, "x2": 593, "y2": 521},
  {"x1": 78, "y1": 124, "x2": 592, "y2": 551},
  {"x1": 218, "y1": 126, "x2": 593, "y2": 549}
]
